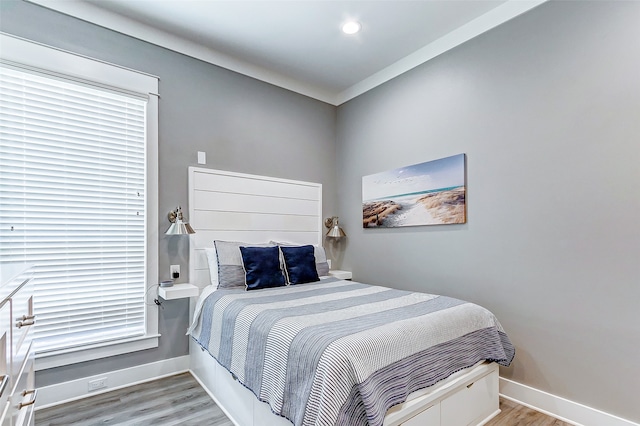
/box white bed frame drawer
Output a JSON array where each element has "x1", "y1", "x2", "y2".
[
  {"x1": 441, "y1": 369, "x2": 499, "y2": 426},
  {"x1": 401, "y1": 403, "x2": 440, "y2": 425}
]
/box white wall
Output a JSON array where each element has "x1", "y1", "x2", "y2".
[{"x1": 336, "y1": 1, "x2": 639, "y2": 422}]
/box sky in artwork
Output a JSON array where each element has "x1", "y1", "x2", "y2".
[{"x1": 362, "y1": 154, "x2": 465, "y2": 201}]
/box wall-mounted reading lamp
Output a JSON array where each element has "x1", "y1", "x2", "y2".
[
  {"x1": 165, "y1": 206, "x2": 195, "y2": 235},
  {"x1": 324, "y1": 216, "x2": 346, "y2": 239}
]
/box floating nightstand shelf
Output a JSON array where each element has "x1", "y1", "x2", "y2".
[{"x1": 158, "y1": 283, "x2": 199, "y2": 300}]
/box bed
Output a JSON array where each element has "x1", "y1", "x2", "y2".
[{"x1": 186, "y1": 167, "x2": 514, "y2": 426}]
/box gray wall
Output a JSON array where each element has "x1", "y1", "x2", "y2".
[
  {"x1": 2, "y1": 0, "x2": 639, "y2": 422},
  {"x1": 336, "y1": 1, "x2": 639, "y2": 422},
  {"x1": 0, "y1": 1, "x2": 337, "y2": 387}
]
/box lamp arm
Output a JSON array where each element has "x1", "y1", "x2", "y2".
[
  {"x1": 324, "y1": 217, "x2": 335, "y2": 229},
  {"x1": 167, "y1": 206, "x2": 185, "y2": 223}
]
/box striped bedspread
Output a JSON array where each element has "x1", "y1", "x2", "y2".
[{"x1": 188, "y1": 278, "x2": 514, "y2": 426}]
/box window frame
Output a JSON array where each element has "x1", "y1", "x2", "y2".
[{"x1": 0, "y1": 33, "x2": 159, "y2": 370}]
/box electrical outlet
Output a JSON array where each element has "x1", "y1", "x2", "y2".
[
  {"x1": 88, "y1": 377, "x2": 108, "y2": 391},
  {"x1": 170, "y1": 264, "x2": 180, "y2": 279}
]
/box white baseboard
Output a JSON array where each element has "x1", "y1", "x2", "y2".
[
  {"x1": 499, "y1": 377, "x2": 639, "y2": 426},
  {"x1": 36, "y1": 355, "x2": 190, "y2": 410}
]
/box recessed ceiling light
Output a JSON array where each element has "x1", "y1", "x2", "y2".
[{"x1": 342, "y1": 21, "x2": 361, "y2": 35}]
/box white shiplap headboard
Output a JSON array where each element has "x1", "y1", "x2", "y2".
[{"x1": 188, "y1": 167, "x2": 322, "y2": 290}]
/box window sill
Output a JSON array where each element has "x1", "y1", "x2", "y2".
[{"x1": 35, "y1": 334, "x2": 160, "y2": 371}]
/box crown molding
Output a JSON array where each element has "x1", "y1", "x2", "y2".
[
  {"x1": 27, "y1": 0, "x2": 547, "y2": 106},
  {"x1": 25, "y1": 0, "x2": 338, "y2": 104},
  {"x1": 336, "y1": 0, "x2": 548, "y2": 105}
]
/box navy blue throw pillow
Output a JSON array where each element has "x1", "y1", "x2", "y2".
[
  {"x1": 280, "y1": 245, "x2": 320, "y2": 285},
  {"x1": 239, "y1": 246, "x2": 286, "y2": 291}
]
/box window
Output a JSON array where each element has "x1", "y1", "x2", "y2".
[{"x1": 0, "y1": 34, "x2": 159, "y2": 368}]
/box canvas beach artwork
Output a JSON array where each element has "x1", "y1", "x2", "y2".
[{"x1": 362, "y1": 154, "x2": 466, "y2": 228}]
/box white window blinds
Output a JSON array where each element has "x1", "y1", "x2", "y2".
[{"x1": 0, "y1": 65, "x2": 148, "y2": 353}]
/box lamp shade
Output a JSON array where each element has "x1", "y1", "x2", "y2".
[
  {"x1": 326, "y1": 217, "x2": 346, "y2": 238},
  {"x1": 165, "y1": 220, "x2": 195, "y2": 235},
  {"x1": 165, "y1": 206, "x2": 195, "y2": 235}
]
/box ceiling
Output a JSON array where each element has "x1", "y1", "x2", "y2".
[{"x1": 28, "y1": 0, "x2": 546, "y2": 105}]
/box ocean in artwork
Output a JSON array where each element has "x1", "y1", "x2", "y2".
[{"x1": 362, "y1": 154, "x2": 466, "y2": 228}]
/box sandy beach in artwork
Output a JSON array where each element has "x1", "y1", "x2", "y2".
[
  {"x1": 362, "y1": 200, "x2": 402, "y2": 227},
  {"x1": 363, "y1": 187, "x2": 466, "y2": 227}
]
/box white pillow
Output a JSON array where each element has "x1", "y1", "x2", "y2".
[
  {"x1": 204, "y1": 247, "x2": 219, "y2": 287},
  {"x1": 206, "y1": 241, "x2": 276, "y2": 289}
]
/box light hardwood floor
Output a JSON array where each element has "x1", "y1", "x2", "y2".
[
  {"x1": 36, "y1": 372, "x2": 571, "y2": 426},
  {"x1": 36, "y1": 373, "x2": 232, "y2": 426},
  {"x1": 486, "y1": 398, "x2": 573, "y2": 426}
]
